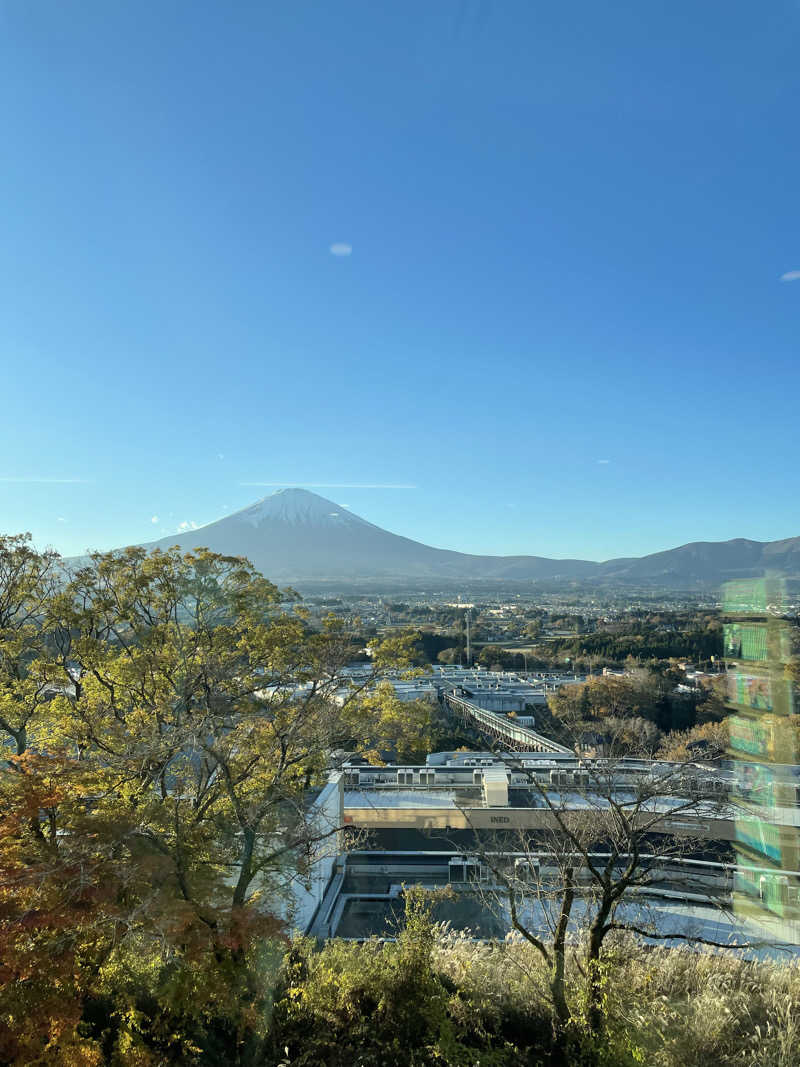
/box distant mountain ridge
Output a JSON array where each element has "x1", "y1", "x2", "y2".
[{"x1": 122, "y1": 488, "x2": 800, "y2": 589}]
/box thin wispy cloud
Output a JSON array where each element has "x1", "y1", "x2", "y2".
[
  {"x1": 597, "y1": 459, "x2": 611, "y2": 465},
  {"x1": 329, "y1": 242, "x2": 352, "y2": 257},
  {"x1": 0, "y1": 476, "x2": 89, "y2": 483},
  {"x1": 240, "y1": 482, "x2": 417, "y2": 489},
  {"x1": 780, "y1": 270, "x2": 800, "y2": 282}
]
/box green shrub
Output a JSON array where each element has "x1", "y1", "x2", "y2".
[{"x1": 269, "y1": 890, "x2": 541, "y2": 1066}]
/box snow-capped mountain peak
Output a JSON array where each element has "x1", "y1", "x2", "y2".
[
  {"x1": 126, "y1": 487, "x2": 800, "y2": 586},
  {"x1": 232, "y1": 488, "x2": 370, "y2": 529}
]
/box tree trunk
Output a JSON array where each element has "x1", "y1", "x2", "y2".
[
  {"x1": 550, "y1": 864, "x2": 575, "y2": 1033},
  {"x1": 586, "y1": 878, "x2": 621, "y2": 1035},
  {"x1": 586, "y1": 913, "x2": 608, "y2": 1034}
]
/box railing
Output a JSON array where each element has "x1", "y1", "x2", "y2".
[{"x1": 444, "y1": 691, "x2": 572, "y2": 754}]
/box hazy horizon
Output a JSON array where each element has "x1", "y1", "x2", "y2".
[{"x1": 23, "y1": 486, "x2": 800, "y2": 564}]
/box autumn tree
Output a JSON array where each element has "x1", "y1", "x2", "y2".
[
  {"x1": 436, "y1": 646, "x2": 461, "y2": 666},
  {"x1": 548, "y1": 669, "x2": 698, "y2": 736},
  {"x1": 342, "y1": 682, "x2": 435, "y2": 764},
  {"x1": 657, "y1": 718, "x2": 729, "y2": 761},
  {"x1": 0, "y1": 753, "x2": 161, "y2": 1064},
  {"x1": 601, "y1": 714, "x2": 662, "y2": 755},
  {"x1": 0, "y1": 544, "x2": 418, "y2": 1063},
  {"x1": 0, "y1": 534, "x2": 61, "y2": 757}
]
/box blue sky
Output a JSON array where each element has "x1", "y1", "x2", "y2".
[{"x1": 2, "y1": 1, "x2": 799, "y2": 562}]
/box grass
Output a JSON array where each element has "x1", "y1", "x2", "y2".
[{"x1": 267, "y1": 927, "x2": 800, "y2": 1066}]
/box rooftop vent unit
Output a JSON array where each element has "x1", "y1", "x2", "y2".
[
  {"x1": 482, "y1": 767, "x2": 510, "y2": 807},
  {"x1": 448, "y1": 856, "x2": 486, "y2": 884}
]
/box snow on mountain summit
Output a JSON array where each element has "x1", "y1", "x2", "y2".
[{"x1": 231, "y1": 488, "x2": 371, "y2": 529}]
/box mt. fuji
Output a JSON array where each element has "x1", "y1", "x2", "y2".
[
  {"x1": 131, "y1": 488, "x2": 800, "y2": 588},
  {"x1": 141, "y1": 488, "x2": 597, "y2": 582}
]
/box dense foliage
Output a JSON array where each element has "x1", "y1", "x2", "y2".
[
  {"x1": 269, "y1": 921, "x2": 800, "y2": 1067},
  {"x1": 0, "y1": 536, "x2": 421, "y2": 1064},
  {"x1": 546, "y1": 668, "x2": 727, "y2": 749},
  {"x1": 550, "y1": 617, "x2": 723, "y2": 665}
]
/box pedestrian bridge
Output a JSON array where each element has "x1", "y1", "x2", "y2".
[{"x1": 443, "y1": 691, "x2": 572, "y2": 754}]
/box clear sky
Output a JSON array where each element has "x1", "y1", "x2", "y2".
[{"x1": 2, "y1": 1, "x2": 799, "y2": 563}]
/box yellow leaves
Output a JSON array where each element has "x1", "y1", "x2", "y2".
[
  {"x1": 112, "y1": 1010, "x2": 160, "y2": 1067},
  {"x1": 45, "y1": 1036, "x2": 104, "y2": 1067},
  {"x1": 0, "y1": 541, "x2": 428, "y2": 1060},
  {"x1": 657, "y1": 719, "x2": 730, "y2": 762},
  {"x1": 366, "y1": 630, "x2": 419, "y2": 672},
  {"x1": 343, "y1": 684, "x2": 435, "y2": 764}
]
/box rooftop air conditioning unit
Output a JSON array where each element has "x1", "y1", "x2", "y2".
[{"x1": 448, "y1": 856, "x2": 484, "y2": 883}]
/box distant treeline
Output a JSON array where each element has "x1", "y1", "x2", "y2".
[
  {"x1": 413, "y1": 627, "x2": 722, "y2": 670},
  {"x1": 549, "y1": 621, "x2": 722, "y2": 664}
]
